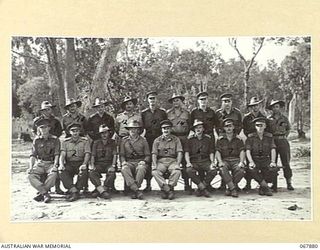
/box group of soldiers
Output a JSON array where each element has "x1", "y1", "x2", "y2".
[{"x1": 27, "y1": 90, "x2": 294, "y2": 203}]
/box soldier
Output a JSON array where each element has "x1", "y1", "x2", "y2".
[
  {"x1": 245, "y1": 117, "x2": 278, "y2": 196},
  {"x1": 89, "y1": 125, "x2": 117, "y2": 199},
  {"x1": 62, "y1": 98, "x2": 87, "y2": 138},
  {"x1": 87, "y1": 98, "x2": 115, "y2": 141},
  {"x1": 215, "y1": 118, "x2": 245, "y2": 198},
  {"x1": 115, "y1": 95, "x2": 142, "y2": 138},
  {"x1": 267, "y1": 100, "x2": 294, "y2": 191},
  {"x1": 32, "y1": 101, "x2": 63, "y2": 195},
  {"x1": 32, "y1": 101, "x2": 63, "y2": 138},
  {"x1": 216, "y1": 93, "x2": 242, "y2": 135},
  {"x1": 242, "y1": 97, "x2": 266, "y2": 191},
  {"x1": 141, "y1": 91, "x2": 167, "y2": 191},
  {"x1": 152, "y1": 120, "x2": 182, "y2": 200},
  {"x1": 185, "y1": 120, "x2": 217, "y2": 198},
  {"x1": 120, "y1": 120, "x2": 150, "y2": 200},
  {"x1": 215, "y1": 93, "x2": 242, "y2": 191},
  {"x1": 28, "y1": 118, "x2": 60, "y2": 203},
  {"x1": 190, "y1": 91, "x2": 218, "y2": 192},
  {"x1": 167, "y1": 93, "x2": 191, "y2": 192},
  {"x1": 58, "y1": 123, "x2": 91, "y2": 202}
]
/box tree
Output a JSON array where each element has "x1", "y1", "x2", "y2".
[
  {"x1": 64, "y1": 38, "x2": 77, "y2": 99},
  {"x1": 228, "y1": 37, "x2": 265, "y2": 107}
]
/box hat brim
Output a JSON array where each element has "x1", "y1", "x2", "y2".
[
  {"x1": 121, "y1": 98, "x2": 138, "y2": 109},
  {"x1": 247, "y1": 100, "x2": 263, "y2": 107},
  {"x1": 64, "y1": 101, "x2": 82, "y2": 109},
  {"x1": 168, "y1": 96, "x2": 185, "y2": 103},
  {"x1": 40, "y1": 105, "x2": 56, "y2": 111},
  {"x1": 267, "y1": 101, "x2": 285, "y2": 110}
]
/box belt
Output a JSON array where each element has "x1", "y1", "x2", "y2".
[
  {"x1": 38, "y1": 158, "x2": 54, "y2": 162},
  {"x1": 37, "y1": 160, "x2": 53, "y2": 164},
  {"x1": 253, "y1": 156, "x2": 270, "y2": 159},
  {"x1": 158, "y1": 156, "x2": 176, "y2": 159},
  {"x1": 274, "y1": 135, "x2": 286, "y2": 139},
  {"x1": 128, "y1": 155, "x2": 145, "y2": 160}
]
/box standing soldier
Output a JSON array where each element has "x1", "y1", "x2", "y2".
[
  {"x1": 167, "y1": 93, "x2": 191, "y2": 192},
  {"x1": 28, "y1": 118, "x2": 60, "y2": 203},
  {"x1": 245, "y1": 117, "x2": 278, "y2": 196},
  {"x1": 58, "y1": 123, "x2": 91, "y2": 202},
  {"x1": 32, "y1": 101, "x2": 63, "y2": 195},
  {"x1": 267, "y1": 100, "x2": 294, "y2": 191},
  {"x1": 215, "y1": 118, "x2": 246, "y2": 198},
  {"x1": 62, "y1": 98, "x2": 87, "y2": 138},
  {"x1": 215, "y1": 93, "x2": 242, "y2": 191},
  {"x1": 185, "y1": 120, "x2": 217, "y2": 198},
  {"x1": 242, "y1": 97, "x2": 266, "y2": 191},
  {"x1": 115, "y1": 96, "x2": 142, "y2": 138},
  {"x1": 32, "y1": 101, "x2": 63, "y2": 138},
  {"x1": 152, "y1": 120, "x2": 182, "y2": 200},
  {"x1": 190, "y1": 91, "x2": 218, "y2": 192},
  {"x1": 120, "y1": 120, "x2": 150, "y2": 200},
  {"x1": 89, "y1": 125, "x2": 117, "y2": 199},
  {"x1": 141, "y1": 91, "x2": 167, "y2": 191},
  {"x1": 87, "y1": 98, "x2": 115, "y2": 141}
]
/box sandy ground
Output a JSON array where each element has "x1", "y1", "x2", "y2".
[{"x1": 10, "y1": 137, "x2": 311, "y2": 221}]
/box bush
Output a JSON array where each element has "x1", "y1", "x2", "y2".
[{"x1": 294, "y1": 146, "x2": 311, "y2": 157}]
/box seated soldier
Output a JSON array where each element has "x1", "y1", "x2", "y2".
[
  {"x1": 185, "y1": 119, "x2": 217, "y2": 198},
  {"x1": 59, "y1": 123, "x2": 91, "y2": 202},
  {"x1": 245, "y1": 117, "x2": 278, "y2": 196},
  {"x1": 152, "y1": 120, "x2": 182, "y2": 200},
  {"x1": 89, "y1": 124, "x2": 117, "y2": 199},
  {"x1": 215, "y1": 118, "x2": 245, "y2": 198},
  {"x1": 120, "y1": 120, "x2": 150, "y2": 200},
  {"x1": 28, "y1": 118, "x2": 60, "y2": 203}
]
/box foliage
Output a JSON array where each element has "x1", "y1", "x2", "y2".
[{"x1": 294, "y1": 146, "x2": 311, "y2": 158}]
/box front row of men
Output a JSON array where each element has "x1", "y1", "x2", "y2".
[{"x1": 28, "y1": 115, "x2": 279, "y2": 203}]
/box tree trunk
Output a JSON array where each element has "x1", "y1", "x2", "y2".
[
  {"x1": 64, "y1": 38, "x2": 77, "y2": 100},
  {"x1": 297, "y1": 91, "x2": 306, "y2": 139},
  {"x1": 88, "y1": 38, "x2": 123, "y2": 113},
  {"x1": 244, "y1": 69, "x2": 250, "y2": 108},
  {"x1": 288, "y1": 92, "x2": 296, "y2": 125}
]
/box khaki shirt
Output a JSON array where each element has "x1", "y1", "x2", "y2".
[
  {"x1": 141, "y1": 108, "x2": 167, "y2": 138},
  {"x1": 61, "y1": 137, "x2": 91, "y2": 162},
  {"x1": 167, "y1": 107, "x2": 190, "y2": 135},
  {"x1": 120, "y1": 135, "x2": 150, "y2": 162},
  {"x1": 216, "y1": 107, "x2": 242, "y2": 135},
  {"x1": 268, "y1": 113, "x2": 290, "y2": 136},
  {"x1": 152, "y1": 134, "x2": 183, "y2": 158},
  {"x1": 185, "y1": 134, "x2": 214, "y2": 163},
  {"x1": 190, "y1": 107, "x2": 217, "y2": 136},
  {"x1": 31, "y1": 135, "x2": 60, "y2": 161},
  {"x1": 115, "y1": 111, "x2": 142, "y2": 137},
  {"x1": 92, "y1": 138, "x2": 116, "y2": 163},
  {"x1": 245, "y1": 132, "x2": 276, "y2": 158},
  {"x1": 62, "y1": 112, "x2": 87, "y2": 137},
  {"x1": 216, "y1": 135, "x2": 244, "y2": 159}
]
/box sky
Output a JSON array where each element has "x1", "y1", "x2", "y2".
[{"x1": 148, "y1": 37, "x2": 294, "y2": 68}]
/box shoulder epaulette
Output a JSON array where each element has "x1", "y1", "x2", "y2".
[
  {"x1": 264, "y1": 132, "x2": 273, "y2": 137},
  {"x1": 216, "y1": 108, "x2": 222, "y2": 112},
  {"x1": 89, "y1": 113, "x2": 96, "y2": 118},
  {"x1": 141, "y1": 108, "x2": 149, "y2": 113},
  {"x1": 217, "y1": 135, "x2": 224, "y2": 140},
  {"x1": 204, "y1": 134, "x2": 212, "y2": 139},
  {"x1": 49, "y1": 134, "x2": 57, "y2": 139},
  {"x1": 159, "y1": 107, "x2": 166, "y2": 112},
  {"x1": 79, "y1": 136, "x2": 88, "y2": 141},
  {"x1": 166, "y1": 107, "x2": 174, "y2": 113},
  {"x1": 248, "y1": 132, "x2": 256, "y2": 138},
  {"x1": 64, "y1": 137, "x2": 72, "y2": 141},
  {"x1": 233, "y1": 107, "x2": 241, "y2": 112}
]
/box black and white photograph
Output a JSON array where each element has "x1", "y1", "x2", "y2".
[{"x1": 11, "y1": 36, "x2": 311, "y2": 221}]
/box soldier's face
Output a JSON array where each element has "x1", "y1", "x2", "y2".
[
  {"x1": 195, "y1": 125, "x2": 204, "y2": 135},
  {"x1": 70, "y1": 128, "x2": 80, "y2": 138},
  {"x1": 272, "y1": 104, "x2": 281, "y2": 113},
  {"x1": 251, "y1": 104, "x2": 260, "y2": 113},
  {"x1": 224, "y1": 123, "x2": 234, "y2": 134},
  {"x1": 255, "y1": 122, "x2": 266, "y2": 132},
  {"x1": 39, "y1": 125, "x2": 50, "y2": 135},
  {"x1": 125, "y1": 101, "x2": 134, "y2": 111},
  {"x1": 101, "y1": 131, "x2": 110, "y2": 139},
  {"x1": 162, "y1": 126, "x2": 171, "y2": 136},
  {"x1": 172, "y1": 98, "x2": 181, "y2": 108},
  {"x1": 68, "y1": 103, "x2": 78, "y2": 113},
  {"x1": 221, "y1": 98, "x2": 232, "y2": 109},
  {"x1": 198, "y1": 97, "x2": 208, "y2": 106},
  {"x1": 148, "y1": 96, "x2": 157, "y2": 105},
  {"x1": 129, "y1": 127, "x2": 139, "y2": 136},
  {"x1": 41, "y1": 108, "x2": 52, "y2": 117},
  {"x1": 97, "y1": 104, "x2": 105, "y2": 113}
]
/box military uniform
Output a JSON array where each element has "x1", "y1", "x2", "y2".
[
  {"x1": 152, "y1": 134, "x2": 182, "y2": 189},
  {"x1": 120, "y1": 135, "x2": 150, "y2": 192},
  {"x1": 59, "y1": 136, "x2": 91, "y2": 194},
  {"x1": 245, "y1": 132, "x2": 278, "y2": 185},
  {"x1": 243, "y1": 111, "x2": 267, "y2": 137},
  {"x1": 28, "y1": 134, "x2": 60, "y2": 196},
  {"x1": 87, "y1": 112, "x2": 115, "y2": 141},
  {"x1": 115, "y1": 111, "x2": 142, "y2": 138},
  {"x1": 141, "y1": 107, "x2": 167, "y2": 148},
  {"x1": 185, "y1": 134, "x2": 217, "y2": 191},
  {"x1": 216, "y1": 107, "x2": 242, "y2": 135},
  {"x1": 33, "y1": 115, "x2": 63, "y2": 137},
  {"x1": 62, "y1": 113, "x2": 87, "y2": 137},
  {"x1": 190, "y1": 107, "x2": 217, "y2": 139},
  {"x1": 216, "y1": 134, "x2": 245, "y2": 191},
  {"x1": 268, "y1": 113, "x2": 292, "y2": 181},
  {"x1": 89, "y1": 138, "x2": 117, "y2": 194}
]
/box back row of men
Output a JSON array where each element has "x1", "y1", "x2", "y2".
[{"x1": 28, "y1": 91, "x2": 293, "y2": 203}]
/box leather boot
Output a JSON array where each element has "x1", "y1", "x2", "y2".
[{"x1": 286, "y1": 178, "x2": 294, "y2": 191}]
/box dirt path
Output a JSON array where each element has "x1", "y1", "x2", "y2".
[{"x1": 10, "y1": 139, "x2": 311, "y2": 221}]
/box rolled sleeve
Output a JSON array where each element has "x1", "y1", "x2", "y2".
[
  {"x1": 152, "y1": 140, "x2": 159, "y2": 155},
  {"x1": 84, "y1": 140, "x2": 91, "y2": 154},
  {"x1": 54, "y1": 139, "x2": 61, "y2": 156},
  {"x1": 176, "y1": 138, "x2": 183, "y2": 152},
  {"x1": 245, "y1": 138, "x2": 252, "y2": 151}
]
